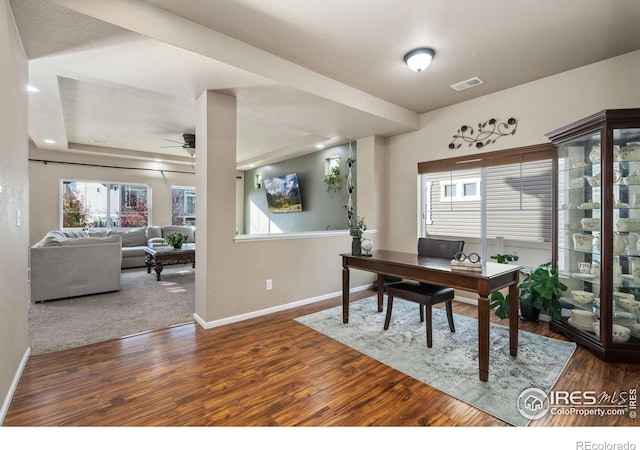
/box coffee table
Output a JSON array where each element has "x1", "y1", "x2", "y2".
[{"x1": 144, "y1": 244, "x2": 195, "y2": 281}]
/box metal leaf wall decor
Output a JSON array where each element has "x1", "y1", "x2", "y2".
[{"x1": 449, "y1": 117, "x2": 517, "y2": 149}]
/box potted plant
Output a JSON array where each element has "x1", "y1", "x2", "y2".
[
  {"x1": 519, "y1": 261, "x2": 567, "y2": 322},
  {"x1": 349, "y1": 216, "x2": 366, "y2": 256},
  {"x1": 489, "y1": 258, "x2": 567, "y2": 322},
  {"x1": 324, "y1": 165, "x2": 347, "y2": 192},
  {"x1": 165, "y1": 232, "x2": 189, "y2": 249}
]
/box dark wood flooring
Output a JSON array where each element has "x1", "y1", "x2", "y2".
[{"x1": 4, "y1": 290, "x2": 639, "y2": 426}]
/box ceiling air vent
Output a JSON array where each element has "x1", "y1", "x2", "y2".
[{"x1": 450, "y1": 77, "x2": 484, "y2": 92}]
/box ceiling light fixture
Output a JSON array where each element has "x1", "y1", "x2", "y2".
[
  {"x1": 27, "y1": 85, "x2": 41, "y2": 93},
  {"x1": 43, "y1": 139, "x2": 56, "y2": 144},
  {"x1": 315, "y1": 144, "x2": 325, "y2": 149},
  {"x1": 404, "y1": 48, "x2": 435, "y2": 72}
]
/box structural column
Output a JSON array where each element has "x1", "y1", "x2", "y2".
[{"x1": 194, "y1": 91, "x2": 237, "y2": 321}]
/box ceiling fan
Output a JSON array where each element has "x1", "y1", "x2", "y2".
[{"x1": 161, "y1": 133, "x2": 196, "y2": 157}]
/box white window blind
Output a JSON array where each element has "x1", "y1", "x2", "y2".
[{"x1": 424, "y1": 159, "x2": 553, "y2": 242}]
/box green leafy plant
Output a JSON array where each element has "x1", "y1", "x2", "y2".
[
  {"x1": 519, "y1": 261, "x2": 567, "y2": 320},
  {"x1": 488, "y1": 253, "x2": 520, "y2": 319},
  {"x1": 349, "y1": 216, "x2": 367, "y2": 240},
  {"x1": 491, "y1": 261, "x2": 567, "y2": 320},
  {"x1": 165, "y1": 233, "x2": 189, "y2": 248},
  {"x1": 489, "y1": 291, "x2": 511, "y2": 320},
  {"x1": 324, "y1": 165, "x2": 347, "y2": 193},
  {"x1": 490, "y1": 253, "x2": 519, "y2": 264}
]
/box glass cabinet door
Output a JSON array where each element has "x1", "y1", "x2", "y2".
[
  {"x1": 610, "y1": 129, "x2": 640, "y2": 345},
  {"x1": 557, "y1": 132, "x2": 602, "y2": 340},
  {"x1": 557, "y1": 129, "x2": 640, "y2": 347}
]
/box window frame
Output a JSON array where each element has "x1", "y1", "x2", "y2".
[
  {"x1": 418, "y1": 143, "x2": 555, "y2": 243},
  {"x1": 60, "y1": 179, "x2": 151, "y2": 229}
]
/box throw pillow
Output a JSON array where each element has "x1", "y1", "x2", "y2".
[{"x1": 63, "y1": 229, "x2": 89, "y2": 238}]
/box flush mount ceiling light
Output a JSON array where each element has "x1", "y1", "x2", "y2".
[{"x1": 404, "y1": 47, "x2": 435, "y2": 72}]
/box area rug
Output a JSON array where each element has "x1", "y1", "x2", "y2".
[
  {"x1": 29, "y1": 266, "x2": 195, "y2": 355},
  {"x1": 295, "y1": 296, "x2": 576, "y2": 426}
]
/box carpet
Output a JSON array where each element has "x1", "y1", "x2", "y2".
[
  {"x1": 29, "y1": 266, "x2": 195, "y2": 355},
  {"x1": 295, "y1": 296, "x2": 576, "y2": 426}
]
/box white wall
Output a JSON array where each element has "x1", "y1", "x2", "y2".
[
  {"x1": 0, "y1": 0, "x2": 29, "y2": 423},
  {"x1": 387, "y1": 50, "x2": 640, "y2": 255}
]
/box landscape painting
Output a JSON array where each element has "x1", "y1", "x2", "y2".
[{"x1": 264, "y1": 173, "x2": 303, "y2": 213}]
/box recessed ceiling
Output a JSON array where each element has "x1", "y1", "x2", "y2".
[{"x1": 9, "y1": 0, "x2": 640, "y2": 168}]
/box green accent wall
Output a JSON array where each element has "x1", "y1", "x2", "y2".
[{"x1": 243, "y1": 143, "x2": 357, "y2": 234}]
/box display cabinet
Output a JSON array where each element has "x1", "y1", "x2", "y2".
[{"x1": 547, "y1": 109, "x2": 640, "y2": 363}]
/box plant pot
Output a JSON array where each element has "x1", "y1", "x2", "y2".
[
  {"x1": 173, "y1": 244, "x2": 182, "y2": 249},
  {"x1": 351, "y1": 238, "x2": 362, "y2": 256},
  {"x1": 520, "y1": 300, "x2": 540, "y2": 322}
]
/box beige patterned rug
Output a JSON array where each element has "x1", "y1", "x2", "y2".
[
  {"x1": 295, "y1": 296, "x2": 576, "y2": 426},
  {"x1": 29, "y1": 266, "x2": 194, "y2": 355}
]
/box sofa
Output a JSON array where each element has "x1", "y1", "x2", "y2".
[
  {"x1": 30, "y1": 230, "x2": 122, "y2": 302},
  {"x1": 30, "y1": 225, "x2": 196, "y2": 302},
  {"x1": 81, "y1": 225, "x2": 195, "y2": 268}
]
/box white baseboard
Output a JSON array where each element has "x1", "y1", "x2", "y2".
[
  {"x1": 193, "y1": 284, "x2": 373, "y2": 329},
  {"x1": 1, "y1": 346, "x2": 31, "y2": 425}
]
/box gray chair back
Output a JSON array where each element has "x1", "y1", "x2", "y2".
[{"x1": 417, "y1": 237, "x2": 464, "y2": 259}]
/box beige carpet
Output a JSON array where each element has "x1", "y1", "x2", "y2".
[{"x1": 28, "y1": 266, "x2": 195, "y2": 355}]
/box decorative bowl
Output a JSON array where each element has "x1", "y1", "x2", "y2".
[
  {"x1": 580, "y1": 218, "x2": 600, "y2": 231},
  {"x1": 592, "y1": 321, "x2": 631, "y2": 343},
  {"x1": 617, "y1": 143, "x2": 640, "y2": 161},
  {"x1": 572, "y1": 233, "x2": 593, "y2": 250},
  {"x1": 616, "y1": 218, "x2": 640, "y2": 232},
  {"x1": 613, "y1": 292, "x2": 635, "y2": 303},
  {"x1": 617, "y1": 297, "x2": 640, "y2": 312},
  {"x1": 571, "y1": 290, "x2": 594, "y2": 304},
  {"x1": 584, "y1": 174, "x2": 601, "y2": 187}
]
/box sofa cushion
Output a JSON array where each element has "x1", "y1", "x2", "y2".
[
  {"x1": 40, "y1": 230, "x2": 67, "y2": 247},
  {"x1": 60, "y1": 235, "x2": 122, "y2": 246},
  {"x1": 162, "y1": 226, "x2": 195, "y2": 243},
  {"x1": 146, "y1": 226, "x2": 162, "y2": 240},
  {"x1": 108, "y1": 228, "x2": 147, "y2": 247},
  {"x1": 86, "y1": 228, "x2": 108, "y2": 237},
  {"x1": 121, "y1": 246, "x2": 146, "y2": 258}
]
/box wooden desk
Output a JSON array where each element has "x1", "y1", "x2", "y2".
[{"x1": 342, "y1": 250, "x2": 522, "y2": 382}]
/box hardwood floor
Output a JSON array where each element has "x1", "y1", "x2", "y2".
[{"x1": 4, "y1": 289, "x2": 639, "y2": 426}]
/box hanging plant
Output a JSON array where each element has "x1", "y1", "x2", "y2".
[{"x1": 324, "y1": 165, "x2": 347, "y2": 193}]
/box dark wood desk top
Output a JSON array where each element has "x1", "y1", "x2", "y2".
[{"x1": 342, "y1": 250, "x2": 522, "y2": 294}]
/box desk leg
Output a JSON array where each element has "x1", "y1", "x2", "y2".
[
  {"x1": 478, "y1": 295, "x2": 489, "y2": 382},
  {"x1": 342, "y1": 267, "x2": 350, "y2": 324},
  {"x1": 508, "y1": 283, "x2": 519, "y2": 357},
  {"x1": 377, "y1": 273, "x2": 384, "y2": 312}
]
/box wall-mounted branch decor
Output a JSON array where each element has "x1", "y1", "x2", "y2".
[{"x1": 449, "y1": 117, "x2": 517, "y2": 149}]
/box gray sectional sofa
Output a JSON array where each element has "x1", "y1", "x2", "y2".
[{"x1": 30, "y1": 225, "x2": 195, "y2": 302}]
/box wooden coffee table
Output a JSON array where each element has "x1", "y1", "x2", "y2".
[{"x1": 144, "y1": 244, "x2": 195, "y2": 281}]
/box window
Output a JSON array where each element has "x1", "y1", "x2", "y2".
[
  {"x1": 326, "y1": 156, "x2": 340, "y2": 174},
  {"x1": 172, "y1": 186, "x2": 196, "y2": 225},
  {"x1": 419, "y1": 145, "x2": 554, "y2": 243},
  {"x1": 62, "y1": 180, "x2": 149, "y2": 229},
  {"x1": 440, "y1": 178, "x2": 481, "y2": 202}
]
